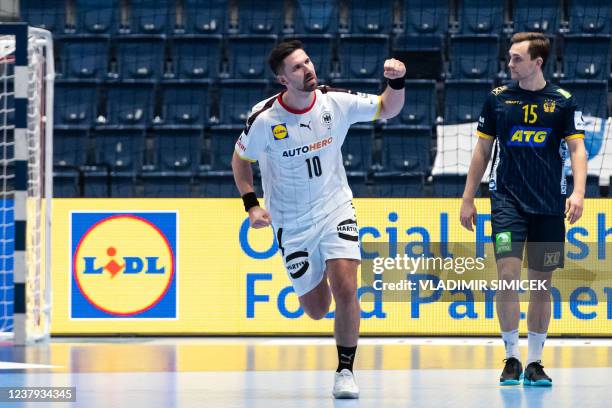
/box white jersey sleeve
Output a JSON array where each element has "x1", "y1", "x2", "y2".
[
  {"x1": 330, "y1": 90, "x2": 381, "y2": 125},
  {"x1": 234, "y1": 104, "x2": 269, "y2": 162}
]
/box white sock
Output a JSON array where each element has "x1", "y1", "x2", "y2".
[
  {"x1": 527, "y1": 331, "x2": 547, "y2": 365},
  {"x1": 501, "y1": 329, "x2": 520, "y2": 360}
]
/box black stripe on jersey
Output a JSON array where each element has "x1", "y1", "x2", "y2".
[
  {"x1": 338, "y1": 233, "x2": 359, "y2": 242},
  {"x1": 276, "y1": 228, "x2": 285, "y2": 256},
  {"x1": 286, "y1": 251, "x2": 308, "y2": 262},
  {"x1": 244, "y1": 96, "x2": 276, "y2": 135},
  {"x1": 318, "y1": 85, "x2": 358, "y2": 96}
]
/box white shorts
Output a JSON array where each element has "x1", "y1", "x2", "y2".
[{"x1": 274, "y1": 201, "x2": 361, "y2": 297}]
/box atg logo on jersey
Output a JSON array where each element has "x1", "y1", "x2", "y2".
[
  {"x1": 272, "y1": 123, "x2": 289, "y2": 140},
  {"x1": 507, "y1": 126, "x2": 551, "y2": 147},
  {"x1": 71, "y1": 212, "x2": 177, "y2": 319}
]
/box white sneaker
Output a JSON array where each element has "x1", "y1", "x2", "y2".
[{"x1": 332, "y1": 369, "x2": 359, "y2": 399}]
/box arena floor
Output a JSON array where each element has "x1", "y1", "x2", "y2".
[{"x1": 1, "y1": 337, "x2": 611, "y2": 407}]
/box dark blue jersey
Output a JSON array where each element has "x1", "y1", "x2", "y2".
[{"x1": 477, "y1": 81, "x2": 585, "y2": 215}]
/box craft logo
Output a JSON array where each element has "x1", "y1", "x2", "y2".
[{"x1": 71, "y1": 212, "x2": 177, "y2": 318}]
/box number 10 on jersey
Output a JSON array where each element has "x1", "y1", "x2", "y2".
[{"x1": 306, "y1": 156, "x2": 322, "y2": 178}]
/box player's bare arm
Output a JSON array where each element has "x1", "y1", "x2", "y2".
[
  {"x1": 460, "y1": 137, "x2": 495, "y2": 231},
  {"x1": 565, "y1": 137, "x2": 587, "y2": 224},
  {"x1": 231, "y1": 151, "x2": 272, "y2": 229},
  {"x1": 378, "y1": 58, "x2": 406, "y2": 120}
]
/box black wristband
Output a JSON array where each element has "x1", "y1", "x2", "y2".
[
  {"x1": 242, "y1": 192, "x2": 260, "y2": 212},
  {"x1": 388, "y1": 76, "x2": 405, "y2": 90}
]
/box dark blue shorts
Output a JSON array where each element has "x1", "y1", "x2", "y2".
[{"x1": 491, "y1": 194, "x2": 565, "y2": 272}]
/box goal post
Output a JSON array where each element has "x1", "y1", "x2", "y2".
[{"x1": 0, "y1": 22, "x2": 54, "y2": 345}]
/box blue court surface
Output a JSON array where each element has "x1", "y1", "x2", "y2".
[{"x1": 1, "y1": 337, "x2": 611, "y2": 407}]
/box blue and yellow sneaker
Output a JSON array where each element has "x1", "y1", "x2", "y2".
[
  {"x1": 523, "y1": 361, "x2": 552, "y2": 386},
  {"x1": 500, "y1": 357, "x2": 523, "y2": 386}
]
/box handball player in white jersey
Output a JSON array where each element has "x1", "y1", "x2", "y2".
[{"x1": 232, "y1": 40, "x2": 405, "y2": 399}]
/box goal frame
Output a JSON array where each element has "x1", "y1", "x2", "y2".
[{"x1": 0, "y1": 22, "x2": 54, "y2": 345}]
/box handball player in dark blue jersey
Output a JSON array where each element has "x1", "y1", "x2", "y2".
[{"x1": 460, "y1": 32, "x2": 588, "y2": 387}]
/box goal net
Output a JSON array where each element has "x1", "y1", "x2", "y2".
[{"x1": 0, "y1": 23, "x2": 53, "y2": 344}]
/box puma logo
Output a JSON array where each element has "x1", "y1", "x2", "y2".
[
  {"x1": 300, "y1": 121, "x2": 311, "y2": 130},
  {"x1": 340, "y1": 353, "x2": 353, "y2": 364}
]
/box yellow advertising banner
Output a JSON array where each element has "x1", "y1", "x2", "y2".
[{"x1": 51, "y1": 198, "x2": 612, "y2": 336}]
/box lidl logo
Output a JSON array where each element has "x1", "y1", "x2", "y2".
[
  {"x1": 71, "y1": 212, "x2": 177, "y2": 318},
  {"x1": 272, "y1": 123, "x2": 288, "y2": 140},
  {"x1": 507, "y1": 126, "x2": 551, "y2": 147}
]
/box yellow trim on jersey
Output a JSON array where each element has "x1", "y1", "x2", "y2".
[
  {"x1": 234, "y1": 147, "x2": 256, "y2": 163},
  {"x1": 372, "y1": 96, "x2": 382, "y2": 121},
  {"x1": 565, "y1": 133, "x2": 585, "y2": 141},
  {"x1": 476, "y1": 130, "x2": 494, "y2": 140}
]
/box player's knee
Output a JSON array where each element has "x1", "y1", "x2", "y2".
[
  {"x1": 303, "y1": 303, "x2": 329, "y2": 320},
  {"x1": 529, "y1": 288, "x2": 551, "y2": 302},
  {"x1": 331, "y1": 282, "x2": 357, "y2": 305},
  {"x1": 498, "y1": 268, "x2": 518, "y2": 283}
]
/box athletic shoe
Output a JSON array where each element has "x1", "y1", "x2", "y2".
[
  {"x1": 500, "y1": 357, "x2": 523, "y2": 385},
  {"x1": 523, "y1": 361, "x2": 552, "y2": 386},
  {"x1": 333, "y1": 369, "x2": 359, "y2": 399}
]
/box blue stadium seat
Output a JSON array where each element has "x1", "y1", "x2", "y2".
[
  {"x1": 54, "y1": 170, "x2": 81, "y2": 197},
  {"x1": 227, "y1": 35, "x2": 277, "y2": 79},
  {"x1": 432, "y1": 175, "x2": 473, "y2": 197},
  {"x1": 458, "y1": 0, "x2": 504, "y2": 35},
  {"x1": 54, "y1": 81, "x2": 98, "y2": 129},
  {"x1": 380, "y1": 126, "x2": 431, "y2": 173},
  {"x1": 338, "y1": 34, "x2": 389, "y2": 79},
  {"x1": 237, "y1": 0, "x2": 284, "y2": 34},
  {"x1": 512, "y1": 0, "x2": 560, "y2": 34},
  {"x1": 171, "y1": 35, "x2": 222, "y2": 79},
  {"x1": 20, "y1": 0, "x2": 66, "y2": 32},
  {"x1": 208, "y1": 126, "x2": 241, "y2": 171},
  {"x1": 294, "y1": 0, "x2": 338, "y2": 34},
  {"x1": 160, "y1": 81, "x2": 211, "y2": 126},
  {"x1": 566, "y1": 175, "x2": 601, "y2": 197},
  {"x1": 115, "y1": 36, "x2": 166, "y2": 80},
  {"x1": 153, "y1": 127, "x2": 202, "y2": 172},
  {"x1": 559, "y1": 80, "x2": 609, "y2": 118},
  {"x1": 129, "y1": 0, "x2": 174, "y2": 34},
  {"x1": 371, "y1": 172, "x2": 425, "y2": 197},
  {"x1": 283, "y1": 35, "x2": 334, "y2": 80},
  {"x1": 200, "y1": 172, "x2": 241, "y2": 197},
  {"x1": 142, "y1": 174, "x2": 195, "y2": 197},
  {"x1": 402, "y1": 0, "x2": 449, "y2": 35},
  {"x1": 386, "y1": 80, "x2": 436, "y2": 127},
  {"x1": 329, "y1": 79, "x2": 382, "y2": 96},
  {"x1": 347, "y1": 0, "x2": 393, "y2": 34},
  {"x1": 84, "y1": 171, "x2": 137, "y2": 197},
  {"x1": 347, "y1": 174, "x2": 369, "y2": 197},
  {"x1": 562, "y1": 35, "x2": 611, "y2": 81},
  {"x1": 449, "y1": 35, "x2": 500, "y2": 80},
  {"x1": 181, "y1": 0, "x2": 227, "y2": 34},
  {"x1": 568, "y1": 0, "x2": 611, "y2": 34},
  {"x1": 103, "y1": 82, "x2": 155, "y2": 127},
  {"x1": 75, "y1": 0, "x2": 116, "y2": 34},
  {"x1": 218, "y1": 80, "x2": 269, "y2": 125},
  {"x1": 92, "y1": 128, "x2": 146, "y2": 171},
  {"x1": 444, "y1": 79, "x2": 493, "y2": 124},
  {"x1": 392, "y1": 34, "x2": 443, "y2": 79},
  {"x1": 54, "y1": 128, "x2": 90, "y2": 168},
  {"x1": 342, "y1": 125, "x2": 373, "y2": 172},
  {"x1": 58, "y1": 36, "x2": 109, "y2": 80}
]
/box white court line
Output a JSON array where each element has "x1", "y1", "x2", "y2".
[
  {"x1": 0, "y1": 362, "x2": 62, "y2": 370},
  {"x1": 114, "y1": 337, "x2": 612, "y2": 347}
]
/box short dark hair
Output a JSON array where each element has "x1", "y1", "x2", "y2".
[
  {"x1": 510, "y1": 32, "x2": 550, "y2": 68},
  {"x1": 268, "y1": 39, "x2": 304, "y2": 75}
]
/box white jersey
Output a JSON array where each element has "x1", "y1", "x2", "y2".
[{"x1": 235, "y1": 85, "x2": 381, "y2": 228}]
